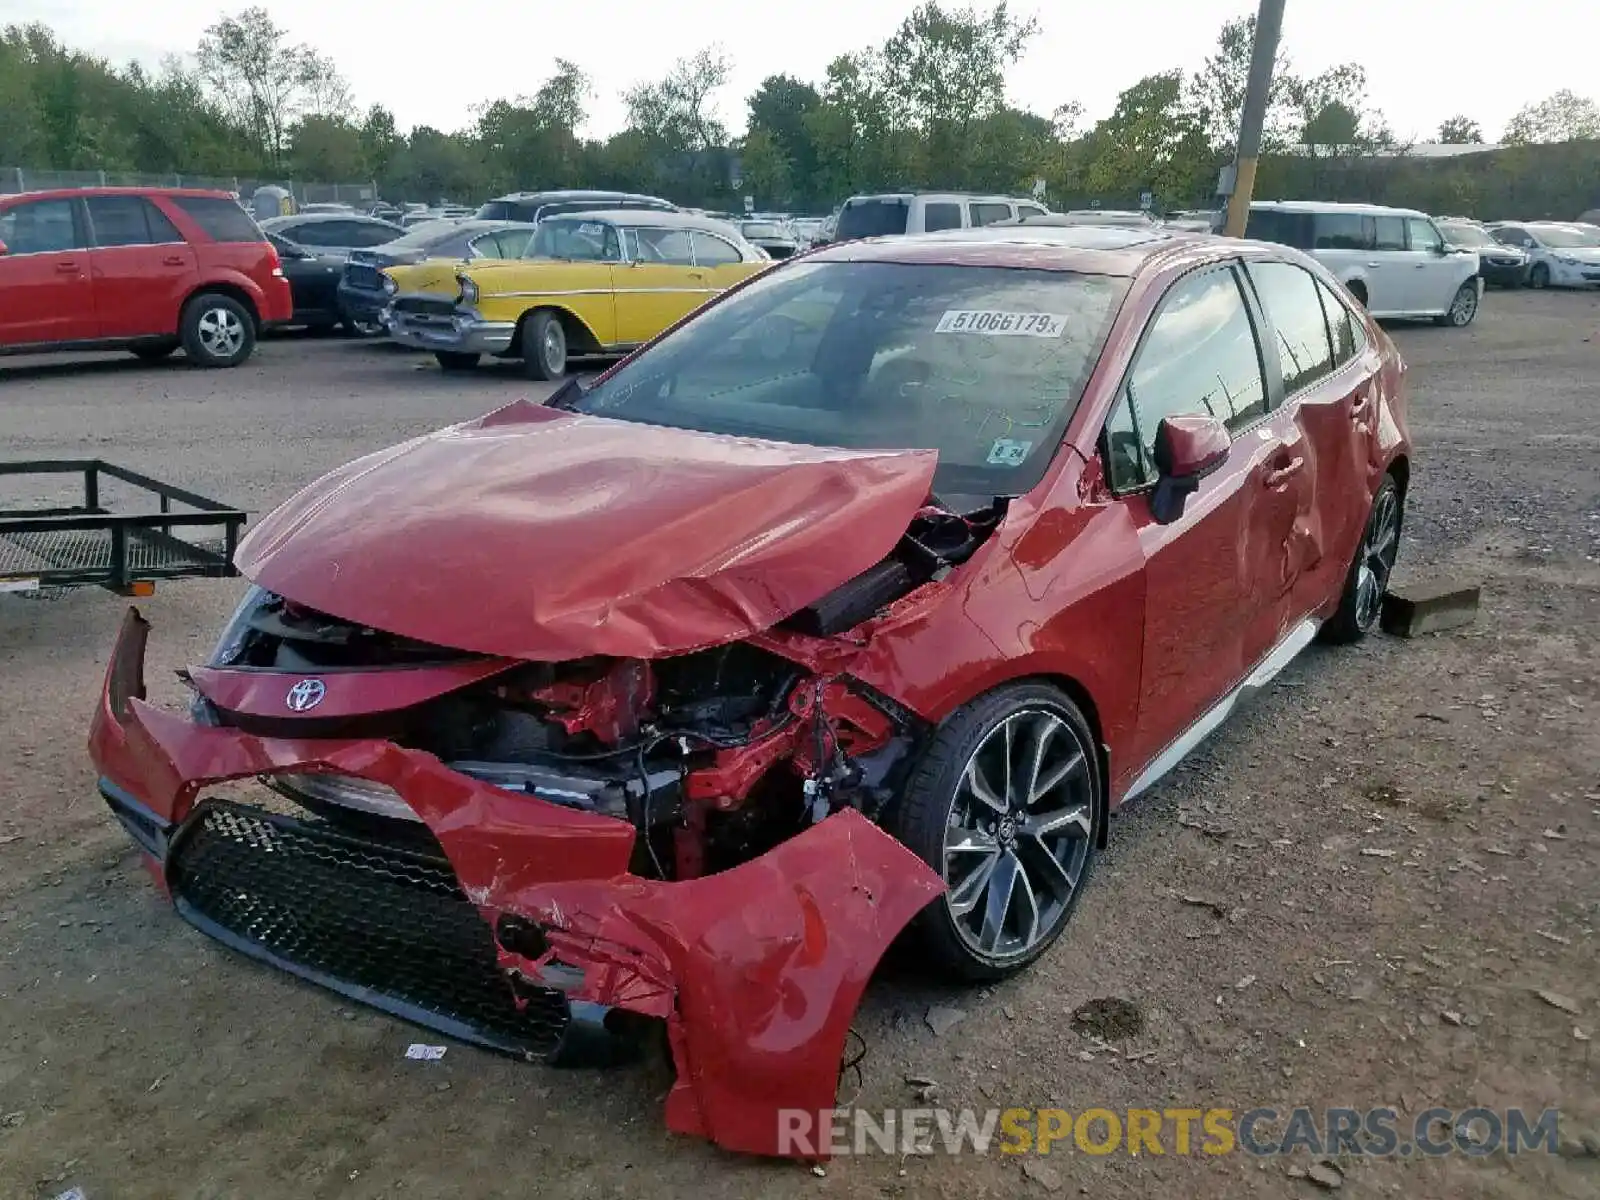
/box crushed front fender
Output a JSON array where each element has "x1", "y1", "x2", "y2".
[{"x1": 492, "y1": 809, "x2": 946, "y2": 1158}]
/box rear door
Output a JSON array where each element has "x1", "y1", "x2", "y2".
[
  {"x1": 614, "y1": 225, "x2": 701, "y2": 343},
  {"x1": 1240, "y1": 258, "x2": 1359, "y2": 651},
  {"x1": 86, "y1": 194, "x2": 196, "y2": 338},
  {"x1": 0, "y1": 196, "x2": 95, "y2": 346},
  {"x1": 1101, "y1": 261, "x2": 1279, "y2": 770}
]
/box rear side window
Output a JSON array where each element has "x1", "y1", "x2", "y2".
[
  {"x1": 923, "y1": 202, "x2": 962, "y2": 232},
  {"x1": 1018, "y1": 203, "x2": 1048, "y2": 218},
  {"x1": 969, "y1": 202, "x2": 1013, "y2": 227},
  {"x1": 0, "y1": 198, "x2": 82, "y2": 253},
  {"x1": 171, "y1": 196, "x2": 264, "y2": 243},
  {"x1": 692, "y1": 232, "x2": 743, "y2": 265},
  {"x1": 1315, "y1": 278, "x2": 1365, "y2": 365},
  {"x1": 87, "y1": 195, "x2": 181, "y2": 246},
  {"x1": 1246, "y1": 261, "x2": 1336, "y2": 395},
  {"x1": 1372, "y1": 216, "x2": 1407, "y2": 252},
  {"x1": 1245, "y1": 209, "x2": 1312, "y2": 249},
  {"x1": 346, "y1": 221, "x2": 399, "y2": 247},
  {"x1": 836, "y1": 199, "x2": 909, "y2": 240},
  {"x1": 1311, "y1": 212, "x2": 1368, "y2": 250}
]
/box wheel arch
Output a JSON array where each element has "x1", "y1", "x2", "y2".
[
  {"x1": 183, "y1": 281, "x2": 261, "y2": 330},
  {"x1": 511, "y1": 304, "x2": 603, "y2": 358},
  {"x1": 1387, "y1": 453, "x2": 1410, "y2": 501}
]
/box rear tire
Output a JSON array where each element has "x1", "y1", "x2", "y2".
[
  {"x1": 521, "y1": 310, "x2": 567, "y2": 381},
  {"x1": 1321, "y1": 474, "x2": 1402, "y2": 645},
  {"x1": 891, "y1": 682, "x2": 1102, "y2": 982},
  {"x1": 435, "y1": 351, "x2": 480, "y2": 372},
  {"x1": 180, "y1": 293, "x2": 256, "y2": 367}
]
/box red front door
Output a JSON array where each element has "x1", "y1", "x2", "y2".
[
  {"x1": 1103, "y1": 261, "x2": 1281, "y2": 773},
  {"x1": 85, "y1": 194, "x2": 197, "y2": 338},
  {"x1": 0, "y1": 196, "x2": 95, "y2": 347}
]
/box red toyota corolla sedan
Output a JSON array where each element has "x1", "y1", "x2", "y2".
[{"x1": 89, "y1": 224, "x2": 1409, "y2": 1157}]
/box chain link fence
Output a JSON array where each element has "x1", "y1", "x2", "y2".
[{"x1": 0, "y1": 167, "x2": 378, "y2": 207}]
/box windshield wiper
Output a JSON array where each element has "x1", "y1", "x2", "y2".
[{"x1": 545, "y1": 376, "x2": 588, "y2": 412}]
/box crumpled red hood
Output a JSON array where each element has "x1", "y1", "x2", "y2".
[{"x1": 236, "y1": 400, "x2": 937, "y2": 661}]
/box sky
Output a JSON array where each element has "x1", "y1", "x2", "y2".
[{"x1": 5, "y1": 0, "x2": 1591, "y2": 143}]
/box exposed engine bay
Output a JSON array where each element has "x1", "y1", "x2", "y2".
[{"x1": 203, "y1": 500, "x2": 1005, "y2": 880}]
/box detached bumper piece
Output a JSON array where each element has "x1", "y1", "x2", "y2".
[{"x1": 165, "y1": 798, "x2": 572, "y2": 1060}]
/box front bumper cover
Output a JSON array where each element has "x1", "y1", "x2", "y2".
[
  {"x1": 387, "y1": 307, "x2": 515, "y2": 354},
  {"x1": 88, "y1": 608, "x2": 945, "y2": 1157}
]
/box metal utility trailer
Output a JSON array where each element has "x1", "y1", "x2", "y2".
[{"x1": 0, "y1": 460, "x2": 245, "y2": 595}]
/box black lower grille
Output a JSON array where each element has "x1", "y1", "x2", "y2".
[
  {"x1": 344, "y1": 264, "x2": 382, "y2": 289},
  {"x1": 393, "y1": 297, "x2": 455, "y2": 317},
  {"x1": 168, "y1": 800, "x2": 570, "y2": 1058}
]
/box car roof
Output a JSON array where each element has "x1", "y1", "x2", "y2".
[
  {"x1": 843, "y1": 192, "x2": 1033, "y2": 204},
  {"x1": 542, "y1": 209, "x2": 744, "y2": 234},
  {"x1": 807, "y1": 225, "x2": 1200, "y2": 276},
  {"x1": 264, "y1": 212, "x2": 399, "y2": 226},
  {"x1": 1251, "y1": 199, "x2": 1431, "y2": 220},
  {"x1": 488, "y1": 190, "x2": 673, "y2": 205},
  {"x1": 993, "y1": 212, "x2": 1155, "y2": 228},
  {"x1": 3, "y1": 186, "x2": 238, "y2": 203}
]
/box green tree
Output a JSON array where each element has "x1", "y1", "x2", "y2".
[
  {"x1": 1188, "y1": 13, "x2": 1299, "y2": 153},
  {"x1": 624, "y1": 49, "x2": 731, "y2": 154},
  {"x1": 196, "y1": 7, "x2": 352, "y2": 169},
  {"x1": 747, "y1": 75, "x2": 822, "y2": 205},
  {"x1": 359, "y1": 105, "x2": 401, "y2": 179},
  {"x1": 1437, "y1": 114, "x2": 1483, "y2": 144},
  {"x1": 739, "y1": 127, "x2": 792, "y2": 207},
  {"x1": 1082, "y1": 71, "x2": 1214, "y2": 204},
  {"x1": 288, "y1": 114, "x2": 367, "y2": 180},
  {"x1": 1503, "y1": 89, "x2": 1600, "y2": 144}
]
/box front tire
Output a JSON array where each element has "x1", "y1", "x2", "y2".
[
  {"x1": 1435, "y1": 280, "x2": 1479, "y2": 327},
  {"x1": 435, "y1": 350, "x2": 480, "y2": 372},
  {"x1": 180, "y1": 293, "x2": 255, "y2": 367},
  {"x1": 1321, "y1": 474, "x2": 1402, "y2": 644},
  {"x1": 892, "y1": 682, "x2": 1101, "y2": 981},
  {"x1": 1529, "y1": 263, "x2": 1550, "y2": 289},
  {"x1": 521, "y1": 310, "x2": 567, "y2": 381}
]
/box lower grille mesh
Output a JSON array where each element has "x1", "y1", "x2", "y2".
[{"x1": 168, "y1": 800, "x2": 569, "y2": 1057}]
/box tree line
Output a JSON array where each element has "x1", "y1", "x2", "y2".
[{"x1": 3, "y1": 4, "x2": 1598, "y2": 215}]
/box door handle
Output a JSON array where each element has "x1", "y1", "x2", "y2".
[
  {"x1": 1263, "y1": 457, "x2": 1305, "y2": 488},
  {"x1": 162, "y1": 255, "x2": 187, "y2": 266},
  {"x1": 1365, "y1": 261, "x2": 1381, "y2": 269},
  {"x1": 56, "y1": 261, "x2": 80, "y2": 273}
]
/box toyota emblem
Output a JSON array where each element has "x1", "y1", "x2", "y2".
[{"x1": 285, "y1": 678, "x2": 326, "y2": 712}]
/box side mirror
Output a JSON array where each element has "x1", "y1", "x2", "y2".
[
  {"x1": 1150, "y1": 414, "x2": 1229, "y2": 524},
  {"x1": 0, "y1": 238, "x2": 8, "y2": 256}
]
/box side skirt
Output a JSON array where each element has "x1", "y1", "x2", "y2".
[{"x1": 1121, "y1": 617, "x2": 1320, "y2": 805}]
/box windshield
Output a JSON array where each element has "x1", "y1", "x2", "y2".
[
  {"x1": 742, "y1": 222, "x2": 787, "y2": 239},
  {"x1": 530, "y1": 219, "x2": 620, "y2": 261},
  {"x1": 1531, "y1": 225, "x2": 1600, "y2": 248},
  {"x1": 1439, "y1": 222, "x2": 1494, "y2": 247},
  {"x1": 570, "y1": 261, "x2": 1127, "y2": 497}
]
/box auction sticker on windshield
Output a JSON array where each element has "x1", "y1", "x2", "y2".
[{"x1": 936, "y1": 310, "x2": 1067, "y2": 337}]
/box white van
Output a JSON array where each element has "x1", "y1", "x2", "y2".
[
  {"x1": 831, "y1": 193, "x2": 1050, "y2": 241},
  {"x1": 1244, "y1": 201, "x2": 1483, "y2": 326}
]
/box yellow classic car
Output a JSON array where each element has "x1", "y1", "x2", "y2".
[{"x1": 382, "y1": 210, "x2": 773, "y2": 378}]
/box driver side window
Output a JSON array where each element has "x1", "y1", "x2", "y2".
[{"x1": 1103, "y1": 265, "x2": 1267, "y2": 492}]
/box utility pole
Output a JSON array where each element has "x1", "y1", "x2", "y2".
[{"x1": 1222, "y1": 0, "x2": 1287, "y2": 238}]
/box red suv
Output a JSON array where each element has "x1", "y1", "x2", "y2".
[{"x1": 0, "y1": 187, "x2": 293, "y2": 367}]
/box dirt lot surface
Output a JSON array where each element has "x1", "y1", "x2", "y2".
[{"x1": 2, "y1": 295, "x2": 1597, "y2": 1200}]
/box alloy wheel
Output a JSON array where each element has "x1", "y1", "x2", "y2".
[
  {"x1": 944, "y1": 708, "x2": 1094, "y2": 963},
  {"x1": 542, "y1": 320, "x2": 566, "y2": 376},
  {"x1": 197, "y1": 307, "x2": 245, "y2": 359},
  {"x1": 1354, "y1": 486, "x2": 1400, "y2": 631},
  {"x1": 1449, "y1": 284, "x2": 1477, "y2": 326}
]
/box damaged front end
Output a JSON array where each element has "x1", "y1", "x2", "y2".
[
  {"x1": 90, "y1": 548, "x2": 987, "y2": 1152},
  {"x1": 86, "y1": 407, "x2": 1030, "y2": 1155}
]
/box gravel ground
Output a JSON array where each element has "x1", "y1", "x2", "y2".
[{"x1": 2, "y1": 293, "x2": 1597, "y2": 1200}]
